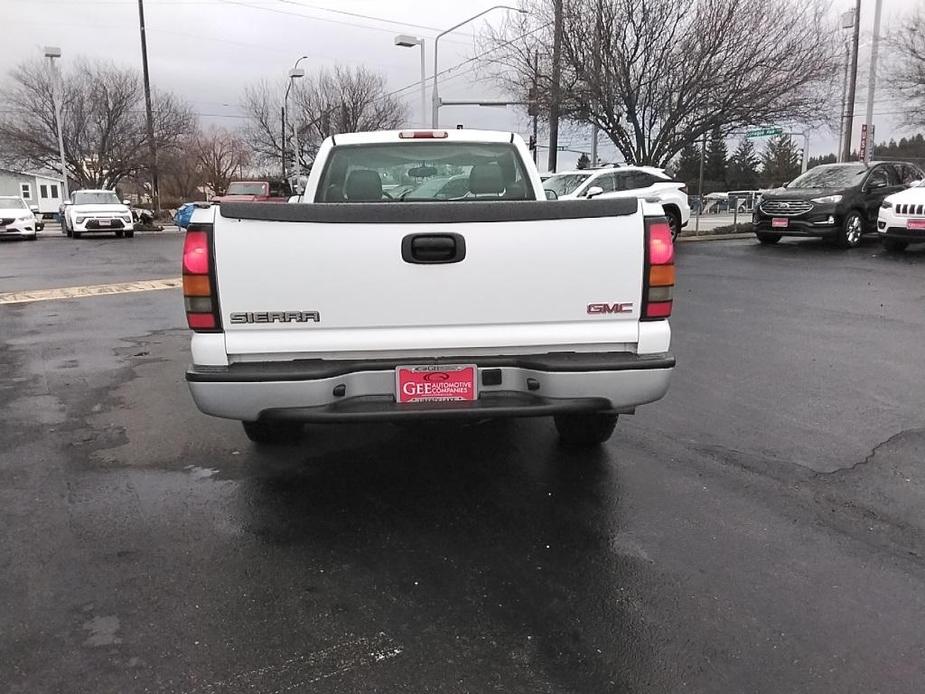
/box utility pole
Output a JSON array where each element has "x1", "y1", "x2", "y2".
[
  {"x1": 137, "y1": 0, "x2": 159, "y2": 214},
  {"x1": 547, "y1": 0, "x2": 563, "y2": 172},
  {"x1": 530, "y1": 50, "x2": 539, "y2": 165},
  {"x1": 863, "y1": 0, "x2": 884, "y2": 163},
  {"x1": 842, "y1": 0, "x2": 861, "y2": 162},
  {"x1": 44, "y1": 47, "x2": 69, "y2": 203},
  {"x1": 694, "y1": 131, "x2": 706, "y2": 234},
  {"x1": 281, "y1": 105, "x2": 287, "y2": 181}
]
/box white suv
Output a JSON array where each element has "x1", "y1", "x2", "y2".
[
  {"x1": 544, "y1": 166, "x2": 690, "y2": 239},
  {"x1": 62, "y1": 190, "x2": 135, "y2": 239},
  {"x1": 878, "y1": 180, "x2": 925, "y2": 252}
]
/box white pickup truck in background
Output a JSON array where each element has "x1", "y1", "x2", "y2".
[{"x1": 183, "y1": 129, "x2": 675, "y2": 446}]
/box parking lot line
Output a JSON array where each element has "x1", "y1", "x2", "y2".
[{"x1": 0, "y1": 278, "x2": 182, "y2": 305}]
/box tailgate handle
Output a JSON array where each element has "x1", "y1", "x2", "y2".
[{"x1": 401, "y1": 233, "x2": 466, "y2": 264}]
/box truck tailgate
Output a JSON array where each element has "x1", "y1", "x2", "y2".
[{"x1": 214, "y1": 200, "x2": 644, "y2": 360}]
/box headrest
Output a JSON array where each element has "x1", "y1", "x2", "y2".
[
  {"x1": 468, "y1": 164, "x2": 505, "y2": 195},
  {"x1": 345, "y1": 170, "x2": 382, "y2": 202}
]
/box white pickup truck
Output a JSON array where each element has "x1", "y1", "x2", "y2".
[{"x1": 183, "y1": 129, "x2": 675, "y2": 446}]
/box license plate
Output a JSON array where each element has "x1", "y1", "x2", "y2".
[
  {"x1": 771, "y1": 217, "x2": 789, "y2": 229},
  {"x1": 396, "y1": 365, "x2": 477, "y2": 404},
  {"x1": 907, "y1": 218, "x2": 925, "y2": 230}
]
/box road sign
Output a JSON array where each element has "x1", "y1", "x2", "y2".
[
  {"x1": 745, "y1": 127, "x2": 784, "y2": 138},
  {"x1": 859, "y1": 123, "x2": 875, "y2": 162}
]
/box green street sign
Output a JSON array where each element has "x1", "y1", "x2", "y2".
[{"x1": 745, "y1": 127, "x2": 784, "y2": 138}]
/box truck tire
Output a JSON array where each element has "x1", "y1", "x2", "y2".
[
  {"x1": 756, "y1": 232, "x2": 781, "y2": 245},
  {"x1": 665, "y1": 207, "x2": 682, "y2": 241},
  {"x1": 554, "y1": 413, "x2": 618, "y2": 446},
  {"x1": 882, "y1": 238, "x2": 908, "y2": 253},
  {"x1": 835, "y1": 210, "x2": 864, "y2": 249},
  {"x1": 242, "y1": 420, "x2": 302, "y2": 444}
]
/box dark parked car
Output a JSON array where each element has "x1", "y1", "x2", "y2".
[{"x1": 753, "y1": 161, "x2": 925, "y2": 248}]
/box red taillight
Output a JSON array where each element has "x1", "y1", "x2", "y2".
[
  {"x1": 643, "y1": 218, "x2": 675, "y2": 321},
  {"x1": 398, "y1": 130, "x2": 448, "y2": 139},
  {"x1": 182, "y1": 227, "x2": 220, "y2": 332}
]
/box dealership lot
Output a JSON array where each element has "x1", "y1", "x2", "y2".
[{"x1": 2, "y1": 233, "x2": 925, "y2": 692}]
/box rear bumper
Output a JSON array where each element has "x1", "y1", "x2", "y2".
[{"x1": 186, "y1": 351, "x2": 675, "y2": 422}]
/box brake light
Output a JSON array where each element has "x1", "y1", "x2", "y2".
[
  {"x1": 643, "y1": 218, "x2": 674, "y2": 320},
  {"x1": 182, "y1": 226, "x2": 220, "y2": 332},
  {"x1": 398, "y1": 130, "x2": 448, "y2": 139}
]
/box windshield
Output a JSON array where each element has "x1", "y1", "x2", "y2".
[
  {"x1": 0, "y1": 196, "x2": 27, "y2": 209},
  {"x1": 316, "y1": 142, "x2": 531, "y2": 202},
  {"x1": 787, "y1": 165, "x2": 867, "y2": 189},
  {"x1": 543, "y1": 173, "x2": 591, "y2": 196},
  {"x1": 73, "y1": 191, "x2": 121, "y2": 205},
  {"x1": 226, "y1": 182, "x2": 268, "y2": 196}
]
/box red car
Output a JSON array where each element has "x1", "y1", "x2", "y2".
[{"x1": 212, "y1": 180, "x2": 291, "y2": 204}]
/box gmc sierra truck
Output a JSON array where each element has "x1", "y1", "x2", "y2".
[{"x1": 183, "y1": 129, "x2": 675, "y2": 446}]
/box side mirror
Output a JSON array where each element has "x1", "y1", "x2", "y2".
[
  {"x1": 544, "y1": 189, "x2": 558, "y2": 200},
  {"x1": 122, "y1": 199, "x2": 131, "y2": 206},
  {"x1": 585, "y1": 186, "x2": 604, "y2": 199},
  {"x1": 30, "y1": 205, "x2": 39, "y2": 213}
]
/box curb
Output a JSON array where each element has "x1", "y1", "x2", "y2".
[{"x1": 679, "y1": 233, "x2": 753, "y2": 242}]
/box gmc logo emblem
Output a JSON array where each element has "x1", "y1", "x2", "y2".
[{"x1": 587, "y1": 302, "x2": 634, "y2": 315}]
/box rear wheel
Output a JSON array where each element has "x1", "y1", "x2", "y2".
[
  {"x1": 756, "y1": 232, "x2": 781, "y2": 245},
  {"x1": 665, "y1": 208, "x2": 682, "y2": 241},
  {"x1": 242, "y1": 420, "x2": 302, "y2": 444},
  {"x1": 882, "y1": 238, "x2": 908, "y2": 253},
  {"x1": 554, "y1": 413, "x2": 618, "y2": 446},
  {"x1": 836, "y1": 210, "x2": 864, "y2": 249}
]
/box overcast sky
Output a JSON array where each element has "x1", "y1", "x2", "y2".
[{"x1": 3, "y1": 0, "x2": 921, "y2": 172}]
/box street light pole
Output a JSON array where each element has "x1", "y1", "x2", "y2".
[
  {"x1": 284, "y1": 56, "x2": 308, "y2": 181},
  {"x1": 432, "y1": 5, "x2": 527, "y2": 128},
  {"x1": 842, "y1": 0, "x2": 861, "y2": 162},
  {"x1": 394, "y1": 35, "x2": 426, "y2": 126},
  {"x1": 43, "y1": 46, "x2": 69, "y2": 203}
]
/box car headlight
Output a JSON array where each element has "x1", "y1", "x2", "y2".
[
  {"x1": 15, "y1": 215, "x2": 31, "y2": 222},
  {"x1": 122, "y1": 215, "x2": 133, "y2": 223},
  {"x1": 76, "y1": 216, "x2": 86, "y2": 223},
  {"x1": 881, "y1": 200, "x2": 893, "y2": 209},
  {"x1": 810, "y1": 195, "x2": 842, "y2": 204}
]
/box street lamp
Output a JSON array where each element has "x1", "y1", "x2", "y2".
[
  {"x1": 432, "y1": 6, "x2": 527, "y2": 128},
  {"x1": 43, "y1": 46, "x2": 69, "y2": 203},
  {"x1": 394, "y1": 35, "x2": 426, "y2": 127},
  {"x1": 283, "y1": 56, "x2": 307, "y2": 180}
]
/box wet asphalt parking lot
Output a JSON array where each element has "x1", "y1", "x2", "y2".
[{"x1": 2, "y1": 228, "x2": 925, "y2": 693}]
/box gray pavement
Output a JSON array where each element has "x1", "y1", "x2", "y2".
[{"x1": 2, "y1": 232, "x2": 925, "y2": 692}]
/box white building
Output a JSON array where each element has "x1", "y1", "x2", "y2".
[{"x1": 0, "y1": 168, "x2": 65, "y2": 215}]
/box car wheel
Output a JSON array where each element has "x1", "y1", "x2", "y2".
[
  {"x1": 756, "y1": 232, "x2": 782, "y2": 245},
  {"x1": 554, "y1": 413, "x2": 618, "y2": 446},
  {"x1": 241, "y1": 420, "x2": 302, "y2": 444},
  {"x1": 836, "y1": 211, "x2": 864, "y2": 249},
  {"x1": 882, "y1": 238, "x2": 908, "y2": 253},
  {"x1": 115, "y1": 229, "x2": 125, "y2": 238},
  {"x1": 27, "y1": 234, "x2": 37, "y2": 241},
  {"x1": 666, "y1": 209, "x2": 682, "y2": 241},
  {"x1": 72, "y1": 231, "x2": 82, "y2": 239},
  {"x1": 124, "y1": 230, "x2": 135, "y2": 238}
]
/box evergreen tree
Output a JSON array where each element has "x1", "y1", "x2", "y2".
[
  {"x1": 674, "y1": 142, "x2": 701, "y2": 190},
  {"x1": 576, "y1": 152, "x2": 591, "y2": 169},
  {"x1": 760, "y1": 135, "x2": 802, "y2": 187},
  {"x1": 704, "y1": 125, "x2": 728, "y2": 188},
  {"x1": 727, "y1": 138, "x2": 760, "y2": 189}
]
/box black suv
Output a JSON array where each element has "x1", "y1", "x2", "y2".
[{"x1": 753, "y1": 161, "x2": 925, "y2": 248}]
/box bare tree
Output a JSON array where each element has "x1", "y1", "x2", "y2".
[
  {"x1": 481, "y1": 0, "x2": 840, "y2": 167},
  {"x1": 0, "y1": 58, "x2": 194, "y2": 189},
  {"x1": 241, "y1": 66, "x2": 406, "y2": 171},
  {"x1": 886, "y1": 3, "x2": 925, "y2": 129},
  {"x1": 195, "y1": 127, "x2": 251, "y2": 194}
]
